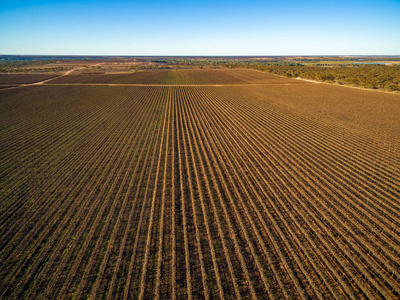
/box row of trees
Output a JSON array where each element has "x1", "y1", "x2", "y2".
[
  {"x1": 1, "y1": 56, "x2": 399, "y2": 92},
  {"x1": 250, "y1": 64, "x2": 400, "y2": 92},
  {"x1": 161, "y1": 58, "x2": 400, "y2": 92},
  {"x1": 154, "y1": 58, "x2": 400, "y2": 92}
]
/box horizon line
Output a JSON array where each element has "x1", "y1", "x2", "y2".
[{"x1": 2, "y1": 54, "x2": 400, "y2": 57}]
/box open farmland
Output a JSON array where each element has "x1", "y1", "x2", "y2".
[
  {"x1": 0, "y1": 74, "x2": 59, "y2": 84},
  {"x1": 46, "y1": 69, "x2": 298, "y2": 85},
  {"x1": 0, "y1": 74, "x2": 59, "y2": 89},
  {"x1": 1, "y1": 69, "x2": 400, "y2": 299}
]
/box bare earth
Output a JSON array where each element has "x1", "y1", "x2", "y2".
[{"x1": 1, "y1": 69, "x2": 399, "y2": 299}]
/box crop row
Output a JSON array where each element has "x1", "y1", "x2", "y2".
[{"x1": 1, "y1": 82, "x2": 399, "y2": 299}]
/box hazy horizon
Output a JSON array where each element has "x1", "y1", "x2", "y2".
[
  {"x1": 1, "y1": 0, "x2": 400, "y2": 56},
  {"x1": 1, "y1": 54, "x2": 400, "y2": 57}
]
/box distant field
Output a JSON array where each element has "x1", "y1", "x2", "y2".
[
  {"x1": 1, "y1": 69, "x2": 400, "y2": 299},
  {"x1": 46, "y1": 69, "x2": 298, "y2": 85},
  {"x1": 0, "y1": 74, "x2": 58, "y2": 84}
]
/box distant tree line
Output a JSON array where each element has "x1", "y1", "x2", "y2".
[
  {"x1": 0, "y1": 60, "x2": 53, "y2": 72},
  {"x1": 235, "y1": 65, "x2": 400, "y2": 91},
  {"x1": 1, "y1": 56, "x2": 399, "y2": 92},
  {"x1": 246, "y1": 64, "x2": 400, "y2": 92},
  {"x1": 158, "y1": 58, "x2": 400, "y2": 92}
]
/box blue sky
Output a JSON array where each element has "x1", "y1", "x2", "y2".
[{"x1": 1, "y1": 0, "x2": 399, "y2": 55}]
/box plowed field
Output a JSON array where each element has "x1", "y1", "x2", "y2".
[
  {"x1": 0, "y1": 74, "x2": 58, "y2": 84},
  {"x1": 46, "y1": 69, "x2": 298, "y2": 85},
  {"x1": 1, "y1": 69, "x2": 399, "y2": 299}
]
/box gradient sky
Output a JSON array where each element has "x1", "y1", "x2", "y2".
[{"x1": 1, "y1": 0, "x2": 399, "y2": 55}]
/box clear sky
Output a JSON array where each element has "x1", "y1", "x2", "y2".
[{"x1": 1, "y1": 0, "x2": 399, "y2": 55}]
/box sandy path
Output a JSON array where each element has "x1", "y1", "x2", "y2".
[{"x1": 0, "y1": 63, "x2": 105, "y2": 90}]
